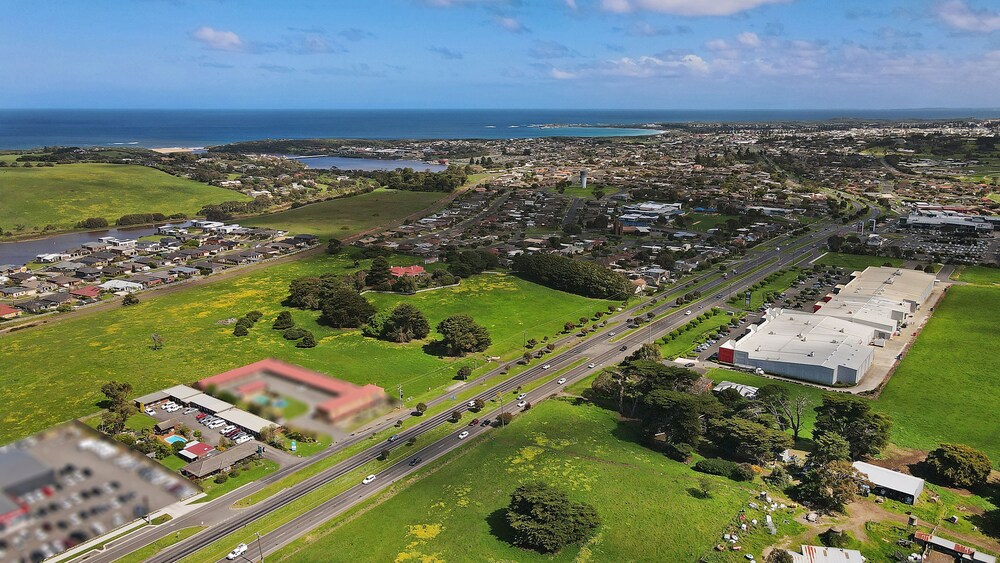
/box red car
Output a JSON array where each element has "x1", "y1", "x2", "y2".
[
  {"x1": 469, "y1": 418, "x2": 479, "y2": 426},
  {"x1": 195, "y1": 412, "x2": 207, "y2": 420}
]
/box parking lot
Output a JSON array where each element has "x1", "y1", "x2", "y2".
[
  {"x1": 0, "y1": 424, "x2": 195, "y2": 563},
  {"x1": 143, "y1": 399, "x2": 257, "y2": 449}
]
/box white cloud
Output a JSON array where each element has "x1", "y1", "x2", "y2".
[
  {"x1": 550, "y1": 68, "x2": 577, "y2": 79},
  {"x1": 495, "y1": 16, "x2": 528, "y2": 33},
  {"x1": 737, "y1": 32, "x2": 761, "y2": 47},
  {"x1": 706, "y1": 39, "x2": 730, "y2": 51},
  {"x1": 602, "y1": 53, "x2": 709, "y2": 77},
  {"x1": 565, "y1": 0, "x2": 578, "y2": 11},
  {"x1": 936, "y1": 0, "x2": 1000, "y2": 33},
  {"x1": 191, "y1": 26, "x2": 246, "y2": 52},
  {"x1": 601, "y1": 0, "x2": 793, "y2": 16}
]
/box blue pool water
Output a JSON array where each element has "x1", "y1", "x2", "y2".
[{"x1": 164, "y1": 435, "x2": 186, "y2": 445}]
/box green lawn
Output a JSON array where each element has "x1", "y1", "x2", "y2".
[
  {"x1": 875, "y1": 285, "x2": 1000, "y2": 464},
  {"x1": 273, "y1": 399, "x2": 756, "y2": 563},
  {"x1": 0, "y1": 250, "x2": 610, "y2": 444},
  {"x1": 193, "y1": 459, "x2": 279, "y2": 503},
  {"x1": 280, "y1": 396, "x2": 309, "y2": 420},
  {"x1": 660, "y1": 312, "x2": 735, "y2": 359},
  {"x1": 115, "y1": 526, "x2": 206, "y2": 563},
  {"x1": 160, "y1": 455, "x2": 187, "y2": 471},
  {"x1": 730, "y1": 268, "x2": 801, "y2": 310},
  {"x1": 0, "y1": 163, "x2": 246, "y2": 232},
  {"x1": 685, "y1": 213, "x2": 740, "y2": 232},
  {"x1": 951, "y1": 265, "x2": 1000, "y2": 286},
  {"x1": 241, "y1": 189, "x2": 445, "y2": 240},
  {"x1": 815, "y1": 252, "x2": 904, "y2": 270}
]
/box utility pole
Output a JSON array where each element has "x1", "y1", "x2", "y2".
[
  {"x1": 256, "y1": 531, "x2": 265, "y2": 563},
  {"x1": 397, "y1": 384, "x2": 404, "y2": 407},
  {"x1": 497, "y1": 390, "x2": 505, "y2": 427}
]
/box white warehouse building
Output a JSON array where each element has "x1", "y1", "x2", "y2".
[
  {"x1": 719, "y1": 267, "x2": 937, "y2": 386},
  {"x1": 719, "y1": 310, "x2": 876, "y2": 385}
]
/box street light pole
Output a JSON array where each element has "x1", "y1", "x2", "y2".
[{"x1": 256, "y1": 531, "x2": 265, "y2": 563}]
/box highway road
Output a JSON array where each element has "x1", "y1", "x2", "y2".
[{"x1": 80, "y1": 216, "x2": 860, "y2": 563}]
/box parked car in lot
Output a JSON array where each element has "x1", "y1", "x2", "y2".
[
  {"x1": 458, "y1": 431, "x2": 469, "y2": 439},
  {"x1": 362, "y1": 474, "x2": 376, "y2": 485},
  {"x1": 221, "y1": 425, "x2": 236, "y2": 435},
  {"x1": 144, "y1": 407, "x2": 155, "y2": 416},
  {"x1": 183, "y1": 407, "x2": 198, "y2": 415},
  {"x1": 234, "y1": 435, "x2": 252, "y2": 445},
  {"x1": 195, "y1": 412, "x2": 207, "y2": 420},
  {"x1": 226, "y1": 543, "x2": 247, "y2": 560}
]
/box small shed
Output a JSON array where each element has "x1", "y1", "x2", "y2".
[
  {"x1": 154, "y1": 419, "x2": 176, "y2": 435},
  {"x1": 852, "y1": 461, "x2": 925, "y2": 505}
]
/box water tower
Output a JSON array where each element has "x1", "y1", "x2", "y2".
[{"x1": 580, "y1": 169, "x2": 589, "y2": 189}]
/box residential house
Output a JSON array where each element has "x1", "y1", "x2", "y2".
[{"x1": 0, "y1": 304, "x2": 22, "y2": 319}]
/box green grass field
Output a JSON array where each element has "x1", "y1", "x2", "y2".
[
  {"x1": 815, "y1": 252, "x2": 905, "y2": 270},
  {"x1": 730, "y1": 269, "x2": 801, "y2": 310},
  {"x1": 0, "y1": 252, "x2": 610, "y2": 444},
  {"x1": 875, "y1": 285, "x2": 1000, "y2": 464},
  {"x1": 241, "y1": 189, "x2": 446, "y2": 240},
  {"x1": 193, "y1": 459, "x2": 279, "y2": 502},
  {"x1": 951, "y1": 265, "x2": 1000, "y2": 286},
  {"x1": 660, "y1": 312, "x2": 734, "y2": 359},
  {"x1": 0, "y1": 163, "x2": 246, "y2": 232},
  {"x1": 274, "y1": 399, "x2": 756, "y2": 562},
  {"x1": 686, "y1": 213, "x2": 740, "y2": 232}
]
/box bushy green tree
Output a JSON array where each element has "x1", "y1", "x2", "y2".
[
  {"x1": 365, "y1": 256, "x2": 393, "y2": 287},
  {"x1": 436, "y1": 314, "x2": 491, "y2": 356},
  {"x1": 272, "y1": 311, "x2": 294, "y2": 330},
  {"x1": 296, "y1": 331, "x2": 317, "y2": 348},
  {"x1": 319, "y1": 286, "x2": 375, "y2": 328},
  {"x1": 810, "y1": 432, "x2": 852, "y2": 465},
  {"x1": 512, "y1": 253, "x2": 631, "y2": 299},
  {"x1": 925, "y1": 444, "x2": 992, "y2": 488},
  {"x1": 506, "y1": 482, "x2": 600, "y2": 553},
  {"x1": 813, "y1": 394, "x2": 891, "y2": 460}
]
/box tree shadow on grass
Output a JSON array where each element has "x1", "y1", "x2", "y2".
[
  {"x1": 687, "y1": 487, "x2": 711, "y2": 499},
  {"x1": 486, "y1": 507, "x2": 516, "y2": 545},
  {"x1": 421, "y1": 340, "x2": 448, "y2": 358}
]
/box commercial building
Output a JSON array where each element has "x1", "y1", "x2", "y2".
[
  {"x1": 135, "y1": 383, "x2": 275, "y2": 438},
  {"x1": 0, "y1": 449, "x2": 56, "y2": 527},
  {"x1": 719, "y1": 267, "x2": 936, "y2": 385},
  {"x1": 813, "y1": 267, "x2": 936, "y2": 339},
  {"x1": 853, "y1": 461, "x2": 925, "y2": 505},
  {"x1": 718, "y1": 310, "x2": 876, "y2": 385},
  {"x1": 196, "y1": 358, "x2": 387, "y2": 425},
  {"x1": 180, "y1": 442, "x2": 259, "y2": 479},
  {"x1": 901, "y1": 210, "x2": 994, "y2": 233}
]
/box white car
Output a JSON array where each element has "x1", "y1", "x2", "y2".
[
  {"x1": 557, "y1": 378, "x2": 566, "y2": 385},
  {"x1": 468, "y1": 401, "x2": 477, "y2": 408},
  {"x1": 517, "y1": 401, "x2": 527, "y2": 409},
  {"x1": 362, "y1": 474, "x2": 376, "y2": 485},
  {"x1": 226, "y1": 543, "x2": 247, "y2": 560},
  {"x1": 685, "y1": 310, "x2": 692, "y2": 315},
  {"x1": 542, "y1": 364, "x2": 551, "y2": 370},
  {"x1": 144, "y1": 407, "x2": 155, "y2": 416},
  {"x1": 609, "y1": 331, "x2": 616, "y2": 336},
  {"x1": 587, "y1": 363, "x2": 596, "y2": 369},
  {"x1": 458, "y1": 431, "x2": 470, "y2": 439},
  {"x1": 234, "y1": 435, "x2": 252, "y2": 445},
  {"x1": 517, "y1": 393, "x2": 527, "y2": 400}
]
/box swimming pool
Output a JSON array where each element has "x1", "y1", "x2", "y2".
[{"x1": 164, "y1": 435, "x2": 186, "y2": 445}]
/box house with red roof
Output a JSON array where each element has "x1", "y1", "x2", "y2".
[
  {"x1": 0, "y1": 304, "x2": 21, "y2": 320},
  {"x1": 389, "y1": 265, "x2": 425, "y2": 277},
  {"x1": 70, "y1": 286, "x2": 102, "y2": 300}
]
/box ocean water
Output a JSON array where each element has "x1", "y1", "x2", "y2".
[{"x1": 2, "y1": 108, "x2": 999, "y2": 149}]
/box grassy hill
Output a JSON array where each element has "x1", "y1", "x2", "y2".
[
  {"x1": 0, "y1": 163, "x2": 247, "y2": 233},
  {"x1": 241, "y1": 189, "x2": 445, "y2": 240}
]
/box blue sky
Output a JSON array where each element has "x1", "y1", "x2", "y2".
[{"x1": 3, "y1": 0, "x2": 1000, "y2": 109}]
